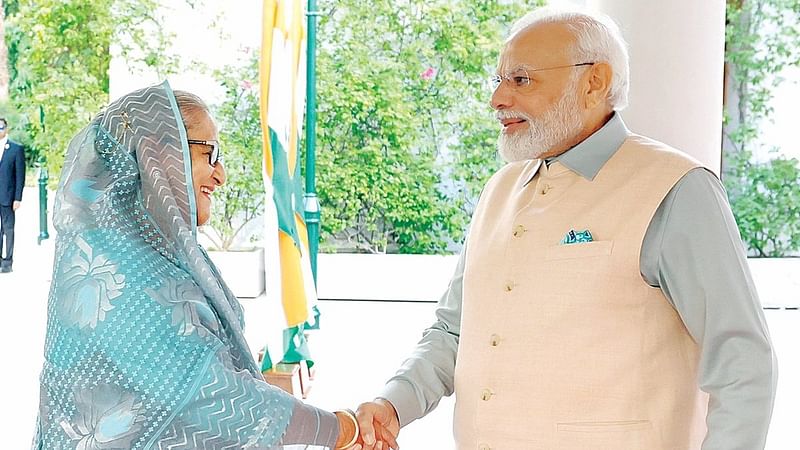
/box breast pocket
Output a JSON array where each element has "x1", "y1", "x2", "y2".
[
  {"x1": 544, "y1": 240, "x2": 614, "y2": 261},
  {"x1": 556, "y1": 420, "x2": 655, "y2": 450},
  {"x1": 539, "y1": 240, "x2": 619, "y2": 306}
]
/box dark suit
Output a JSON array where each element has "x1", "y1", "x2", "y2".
[{"x1": 0, "y1": 139, "x2": 25, "y2": 269}]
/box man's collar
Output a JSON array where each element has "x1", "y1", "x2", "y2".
[{"x1": 523, "y1": 112, "x2": 629, "y2": 186}]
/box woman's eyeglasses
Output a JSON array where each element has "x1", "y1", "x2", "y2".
[{"x1": 187, "y1": 139, "x2": 222, "y2": 166}]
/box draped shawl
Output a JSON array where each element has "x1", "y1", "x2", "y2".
[{"x1": 33, "y1": 82, "x2": 337, "y2": 450}]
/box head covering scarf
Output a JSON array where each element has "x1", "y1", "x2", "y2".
[{"x1": 33, "y1": 82, "x2": 337, "y2": 449}]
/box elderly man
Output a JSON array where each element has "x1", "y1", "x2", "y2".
[{"x1": 355, "y1": 7, "x2": 776, "y2": 450}]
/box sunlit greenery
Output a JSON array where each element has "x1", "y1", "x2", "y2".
[
  {"x1": 314, "y1": 0, "x2": 542, "y2": 253},
  {"x1": 4, "y1": 0, "x2": 179, "y2": 176},
  {"x1": 724, "y1": 0, "x2": 800, "y2": 256}
]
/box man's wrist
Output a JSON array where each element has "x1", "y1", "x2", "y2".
[
  {"x1": 375, "y1": 398, "x2": 399, "y2": 423},
  {"x1": 379, "y1": 380, "x2": 423, "y2": 427}
]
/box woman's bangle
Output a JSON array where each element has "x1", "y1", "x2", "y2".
[{"x1": 334, "y1": 408, "x2": 359, "y2": 449}]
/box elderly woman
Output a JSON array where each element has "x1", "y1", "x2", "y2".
[{"x1": 32, "y1": 82, "x2": 380, "y2": 450}]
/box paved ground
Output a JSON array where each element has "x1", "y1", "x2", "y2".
[{"x1": 2, "y1": 189, "x2": 797, "y2": 449}]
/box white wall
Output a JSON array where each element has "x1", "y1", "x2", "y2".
[
  {"x1": 587, "y1": 0, "x2": 726, "y2": 173},
  {"x1": 317, "y1": 254, "x2": 460, "y2": 302},
  {"x1": 316, "y1": 253, "x2": 800, "y2": 308},
  {"x1": 557, "y1": 0, "x2": 798, "y2": 166}
]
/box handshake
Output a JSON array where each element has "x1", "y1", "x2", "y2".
[{"x1": 335, "y1": 399, "x2": 400, "y2": 450}]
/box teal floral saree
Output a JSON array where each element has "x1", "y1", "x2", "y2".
[{"x1": 33, "y1": 82, "x2": 338, "y2": 449}]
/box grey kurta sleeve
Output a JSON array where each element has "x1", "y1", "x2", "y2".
[
  {"x1": 279, "y1": 402, "x2": 339, "y2": 447},
  {"x1": 378, "y1": 244, "x2": 465, "y2": 427},
  {"x1": 641, "y1": 167, "x2": 777, "y2": 450}
]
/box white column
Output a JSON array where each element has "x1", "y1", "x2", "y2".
[{"x1": 586, "y1": 0, "x2": 725, "y2": 174}]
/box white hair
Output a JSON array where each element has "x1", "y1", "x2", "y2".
[{"x1": 508, "y1": 6, "x2": 630, "y2": 111}]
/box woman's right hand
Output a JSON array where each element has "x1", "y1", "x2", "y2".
[{"x1": 334, "y1": 410, "x2": 362, "y2": 450}]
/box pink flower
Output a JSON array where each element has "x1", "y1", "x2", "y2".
[
  {"x1": 421, "y1": 67, "x2": 437, "y2": 81},
  {"x1": 241, "y1": 80, "x2": 254, "y2": 90}
]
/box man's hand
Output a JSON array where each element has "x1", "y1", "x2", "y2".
[
  {"x1": 356, "y1": 399, "x2": 400, "y2": 450},
  {"x1": 12, "y1": 201, "x2": 20, "y2": 211}
]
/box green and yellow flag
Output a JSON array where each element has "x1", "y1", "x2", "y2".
[{"x1": 259, "y1": 0, "x2": 318, "y2": 371}]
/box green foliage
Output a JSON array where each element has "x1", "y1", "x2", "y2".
[
  {"x1": 727, "y1": 157, "x2": 800, "y2": 257},
  {"x1": 0, "y1": 99, "x2": 33, "y2": 150},
  {"x1": 315, "y1": 0, "x2": 542, "y2": 254},
  {"x1": 5, "y1": 0, "x2": 179, "y2": 179},
  {"x1": 202, "y1": 54, "x2": 265, "y2": 251},
  {"x1": 723, "y1": 0, "x2": 800, "y2": 256}
]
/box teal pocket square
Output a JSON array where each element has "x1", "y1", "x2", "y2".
[{"x1": 561, "y1": 229, "x2": 593, "y2": 245}]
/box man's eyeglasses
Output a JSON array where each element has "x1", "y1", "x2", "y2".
[
  {"x1": 188, "y1": 139, "x2": 222, "y2": 166},
  {"x1": 488, "y1": 62, "x2": 594, "y2": 93}
]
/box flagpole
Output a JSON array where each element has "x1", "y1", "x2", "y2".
[{"x1": 304, "y1": 0, "x2": 321, "y2": 284}]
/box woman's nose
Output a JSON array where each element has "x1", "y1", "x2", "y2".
[{"x1": 213, "y1": 161, "x2": 226, "y2": 186}]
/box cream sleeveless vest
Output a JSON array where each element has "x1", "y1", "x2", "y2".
[{"x1": 454, "y1": 135, "x2": 709, "y2": 450}]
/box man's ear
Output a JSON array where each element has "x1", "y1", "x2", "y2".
[{"x1": 583, "y1": 62, "x2": 613, "y2": 109}]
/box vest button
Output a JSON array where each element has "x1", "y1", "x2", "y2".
[
  {"x1": 478, "y1": 444, "x2": 491, "y2": 450},
  {"x1": 490, "y1": 334, "x2": 501, "y2": 347},
  {"x1": 541, "y1": 183, "x2": 552, "y2": 195},
  {"x1": 512, "y1": 224, "x2": 526, "y2": 237},
  {"x1": 504, "y1": 282, "x2": 514, "y2": 292},
  {"x1": 481, "y1": 389, "x2": 493, "y2": 401}
]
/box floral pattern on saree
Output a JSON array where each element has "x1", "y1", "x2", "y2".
[
  {"x1": 147, "y1": 278, "x2": 220, "y2": 338},
  {"x1": 58, "y1": 236, "x2": 125, "y2": 330}
]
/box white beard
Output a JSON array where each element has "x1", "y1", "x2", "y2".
[{"x1": 497, "y1": 77, "x2": 585, "y2": 163}]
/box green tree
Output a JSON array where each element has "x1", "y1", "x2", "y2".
[
  {"x1": 203, "y1": 54, "x2": 265, "y2": 251},
  {"x1": 5, "y1": 0, "x2": 180, "y2": 178},
  {"x1": 723, "y1": 0, "x2": 800, "y2": 256},
  {"x1": 315, "y1": 0, "x2": 541, "y2": 254},
  {"x1": 729, "y1": 158, "x2": 800, "y2": 256}
]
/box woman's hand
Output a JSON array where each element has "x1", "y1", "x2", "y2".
[{"x1": 334, "y1": 410, "x2": 362, "y2": 450}]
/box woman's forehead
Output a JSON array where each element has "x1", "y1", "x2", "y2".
[{"x1": 187, "y1": 114, "x2": 218, "y2": 139}]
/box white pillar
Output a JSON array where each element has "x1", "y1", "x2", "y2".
[{"x1": 586, "y1": 0, "x2": 725, "y2": 174}]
